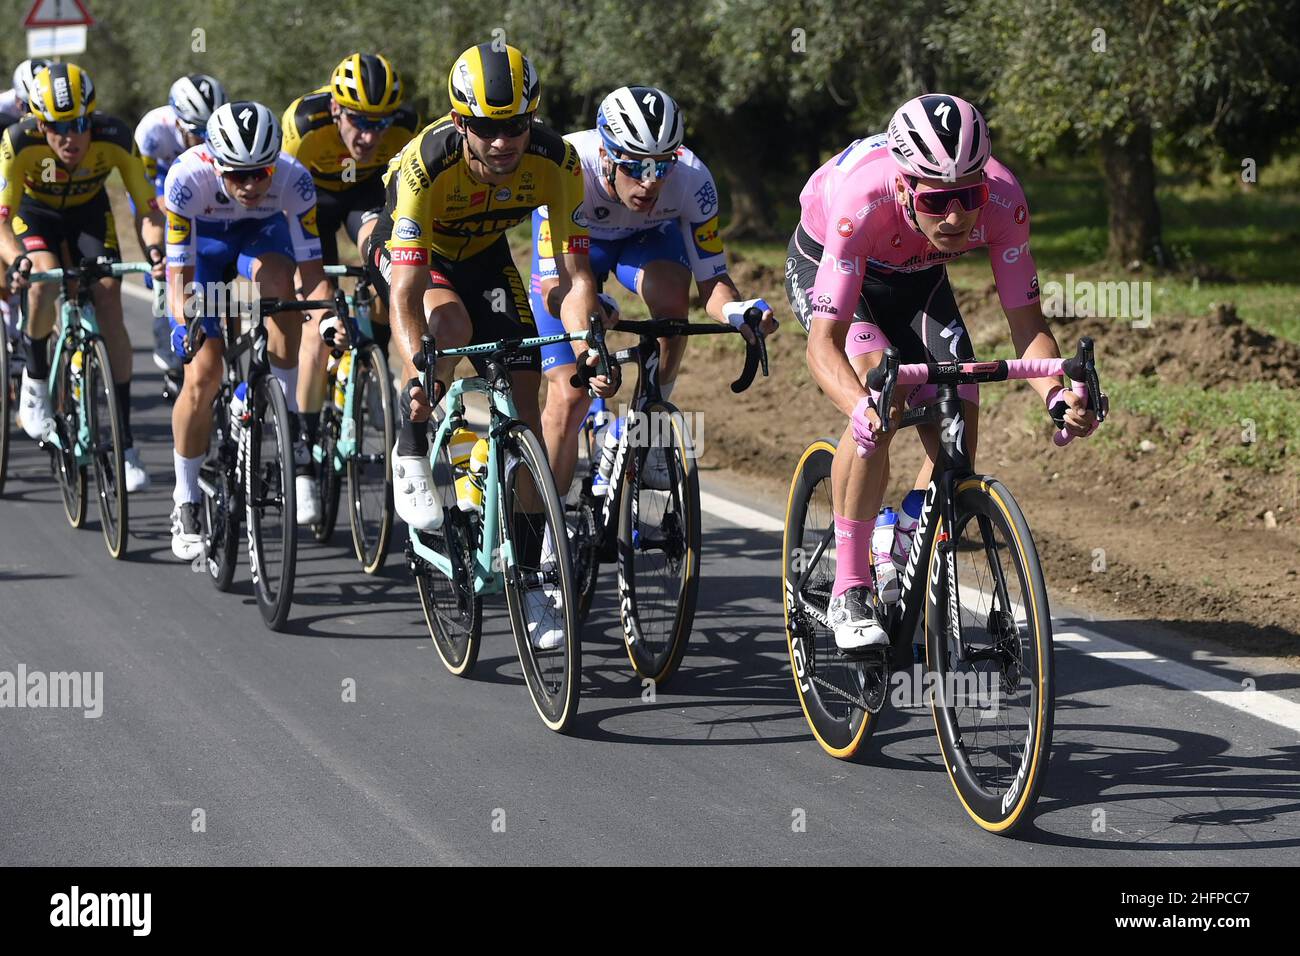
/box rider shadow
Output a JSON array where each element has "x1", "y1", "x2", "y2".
[{"x1": 1016, "y1": 727, "x2": 1300, "y2": 851}]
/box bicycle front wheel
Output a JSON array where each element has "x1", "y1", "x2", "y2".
[
  {"x1": 0, "y1": 315, "x2": 11, "y2": 496},
  {"x1": 616, "y1": 401, "x2": 700, "y2": 687},
  {"x1": 246, "y1": 375, "x2": 297, "y2": 631},
  {"x1": 84, "y1": 338, "x2": 127, "y2": 558},
  {"x1": 926, "y1": 476, "x2": 1054, "y2": 835},
  {"x1": 783, "y1": 439, "x2": 877, "y2": 759},
  {"x1": 347, "y1": 343, "x2": 395, "y2": 573},
  {"x1": 201, "y1": 396, "x2": 240, "y2": 591},
  {"x1": 499, "y1": 423, "x2": 580, "y2": 733},
  {"x1": 310, "y1": 405, "x2": 342, "y2": 544},
  {"x1": 52, "y1": 344, "x2": 87, "y2": 529}
]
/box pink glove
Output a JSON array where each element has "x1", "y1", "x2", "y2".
[{"x1": 851, "y1": 396, "x2": 881, "y2": 459}]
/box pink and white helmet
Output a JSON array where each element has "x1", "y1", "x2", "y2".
[{"x1": 887, "y1": 94, "x2": 990, "y2": 181}]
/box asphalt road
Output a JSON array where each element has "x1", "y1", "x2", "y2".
[{"x1": 2, "y1": 286, "x2": 1298, "y2": 865}]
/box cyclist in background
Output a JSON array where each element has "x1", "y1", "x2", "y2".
[
  {"x1": 282, "y1": 53, "x2": 418, "y2": 466},
  {"x1": 1, "y1": 63, "x2": 166, "y2": 493},
  {"x1": 0, "y1": 59, "x2": 48, "y2": 347},
  {"x1": 530, "y1": 86, "x2": 776, "y2": 497},
  {"x1": 135, "y1": 73, "x2": 229, "y2": 383},
  {"x1": 163, "y1": 101, "x2": 329, "y2": 558},
  {"x1": 786, "y1": 94, "x2": 1097, "y2": 651}
]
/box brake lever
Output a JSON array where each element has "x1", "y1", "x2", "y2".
[{"x1": 569, "y1": 310, "x2": 615, "y2": 397}]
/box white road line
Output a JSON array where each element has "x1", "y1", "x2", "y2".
[{"x1": 698, "y1": 494, "x2": 1300, "y2": 735}]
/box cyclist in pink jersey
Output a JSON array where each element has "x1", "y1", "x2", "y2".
[{"x1": 783, "y1": 94, "x2": 1098, "y2": 651}]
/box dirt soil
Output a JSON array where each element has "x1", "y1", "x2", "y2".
[{"x1": 669, "y1": 251, "x2": 1300, "y2": 662}]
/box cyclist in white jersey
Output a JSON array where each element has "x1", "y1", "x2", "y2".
[
  {"x1": 530, "y1": 86, "x2": 776, "y2": 497},
  {"x1": 163, "y1": 101, "x2": 330, "y2": 558}
]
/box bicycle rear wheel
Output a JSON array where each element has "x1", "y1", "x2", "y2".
[
  {"x1": 566, "y1": 411, "x2": 601, "y2": 624},
  {"x1": 200, "y1": 396, "x2": 240, "y2": 591},
  {"x1": 499, "y1": 423, "x2": 580, "y2": 733},
  {"x1": 310, "y1": 405, "x2": 342, "y2": 544},
  {"x1": 0, "y1": 315, "x2": 11, "y2": 496},
  {"x1": 782, "y1": 439, "x2": 878, "y2": 759},
  {"x1": 416, "y1": 428, "x2": 482, "y2": 675},
  {"x1": 246, "y1": 375, "x2": 297, "y2": 631},
  {"x1": 84, "y1": 338, "x2": 127, "y2": 558},
  {"x1": 347, "y1": 343, "x2": 395, "y2": 573},
  {"x1": 617, "y1": 401, "x2": 700, "y2": 687},
  {"x1": 926, "y1": 476, "x2": 1054, "y2": 835},
  {"x1": 52, "y1": 344, "x2": 87, "y2": 529}
]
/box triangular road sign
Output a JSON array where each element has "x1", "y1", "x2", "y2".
[{"x1": 23, "y1": 0, "x2": 94, "y2": 28}]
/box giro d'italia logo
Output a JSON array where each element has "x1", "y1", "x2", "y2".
[{"x1": 837, "y1": 218, "x2": 853, "y2": 238}]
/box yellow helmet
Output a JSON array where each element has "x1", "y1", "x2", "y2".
[
  {"x1": 447, "y1": 43, "x2": 539, "y2": 119},
  {"x1": 30, "y1": 63, "x2": 96, "y2": 123},
  {"x1": 330, "y1": 53, "x2": 403, "y2": 114}
]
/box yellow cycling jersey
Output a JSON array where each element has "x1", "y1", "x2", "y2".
[
  {"x1": 281, "y1": 87, "x2": 419, "y2": 193},
  {"x1": 381, "y1": 113, "x2": 588, "y2": 263},
  {"x1": 0, "y1": 114, "x2": 156, "y2": 216}
]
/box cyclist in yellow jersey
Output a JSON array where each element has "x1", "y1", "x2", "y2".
[
  {"x1": 282, "y1": 52, "x2": 418, "y2": 458},
  {"x1": 1, "y1": 63, "x2": 165, "y2": 492},
  {"x1": 367, "y1": 42, "x2": 617, "y2": 542}
]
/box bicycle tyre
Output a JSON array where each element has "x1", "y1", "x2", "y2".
[
  {"x1": 499, "y1": 422, "x2": 580, "y2": 733},
  {"x1": 616, "y1": 401, "x2": 700, "y2": 687},
  {"x1": 782, "y1": 439, "x2": 878, "y2": 759},
  {"x1": 201, "y1": 396, "x2": 240, "y2": 592},
  {"x1": 246, "y1": 374, "x2": 297, "y2": 631},
  {"x1": 311, "y1": 405, "x2": 342, "y2": 544},
  {"x1": 347, "y1": 343, "x2": 395, "y2": 573},
  {"x1": 52, "y1": 344, "x2": 87, "y2": 529},
  {"x1": 417, "y1": 428, "x2": 483, "y2": 676},
  {"x1": 926, "y1": 476, "x2": 1054, "y2": 835},
  {"x1": 84, "y1": 337, "x2": 127, "y2": 558},
  {"x1": 0, "y1": 315, "x2": 11, "y2": 496}
]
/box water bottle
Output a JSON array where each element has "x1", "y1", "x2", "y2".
[
  {"x1": 457, "y1": 438, "x2": 489, "y2": 513},
  {"x1": 332, "y1": 351, "x2": 353, "y2": 411},
  {"x1": 893, "y1": 489, "x2": 924, "y2": 568},
  {"x1": 591, "y1": 416, "x2": 624, "y2": 497},
  {"x1": 70, "y1": 349, "x2": 84, "y2": 402},
  {"x1": 229, "y1": 381, "x2": 249, "y2": 429},
  {"x1": 872, "y1": 507, "x2": 900, "y2": 603}
]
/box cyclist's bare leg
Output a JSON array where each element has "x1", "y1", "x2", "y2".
[
  {"x1": 89, "y1": 277, "x2": 131, "y2": 385},
  {"x1": 172, "y1": 336, "x2": 224, "y2": 457},
  {"x1": 830, "y1": 348, "x2": 907, "y2": 521},
  {"x1": 637, "y1": 259, "x2": 691, "y2": 391},
  {"x1": 19, "y1": 250, "x2": 61, "y2": 341},
  {"x1": 248, "y1": 254, "x2": 301, "y2": 373},
  {"x1": 541, "y1": 363, "x2": 590, "y2": 496},
  {"x1": 294, "y1": 263, "x2": 330, "y2": 423}
]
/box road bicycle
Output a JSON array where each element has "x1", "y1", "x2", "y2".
[
  {"x1": 307, "y1": 264, "x2": 395, "y2": 573},
  {"x1": 407, "y1": 324, "x2": 593, "y2": 733},
  {"x1": 17, "y1": 259, "x2": 154, "y2": 558},
  {"x1": 182, "y1": 290, "x2": 337, "y2": 631},
  {"x1": 782, "y1": 338, "x2": 1106, "y2": 834},
  {"x1": 566, "y1": 311, "x2": 767, "y2": 686}
]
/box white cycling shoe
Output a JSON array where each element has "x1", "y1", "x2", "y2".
[
  {"x1": 828, "y1": 586, "x2": 889, "y2": 652},
  {"x1": 170, "y1": 502, "x2": 204, "y2": 561},
  {"x1": 16, "y1": 371, "x2": 54, "y2": 440},
  {"x1": 525, "y1": 585, "x2": 565, "y2": 651},
  {"x1": 123, "y1": 448, "x2": 151, "y2": 492},
  {"x1": 391, "y1": 442, "x2": 442, "y2": 531},
  {"x1": 295, "y1": 474, "x2": 321, "y2": 526},
  {"x1": 641, "y1": 445, "x2": 675, "y2": 491}
]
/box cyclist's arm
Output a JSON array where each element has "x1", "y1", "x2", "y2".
[
  {"x1": 162, "y1": 163, "x2": 199, "y2": 320},
  {"x1": 386, "y1": 137, "x2": 436, "y2": 376},
  {"x1": 282, "y1": 161, "x2": 329, "y2": 314},
  {"x1": 804, "y1": 208, "x2": 874, "y2": 418},
  {"x1": 116, "y1": 139, "x2": 165, "y2": 273},
  {"x1": 544, "y1": 145, "x2": 603, "y2": 333},
  {"x1": 0, "y1": 127, "x2": 28, "y2": 266}
]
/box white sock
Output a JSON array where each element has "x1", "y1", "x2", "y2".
[
  {"x1": 271, "y1": 364, "x2": 300, "y2": 414},
  {"x1": 173, "y1": 449, "x2": 204, "y2": 506},
  {"x1": 541, "y1": 524, "x2": 556, "y2": 568},
  {"x1": 20, "y1": 370, "x2": 45, "y2": 394},
  {"x1": 660, "y1": 379, "x2": 675, "y2": 403}
]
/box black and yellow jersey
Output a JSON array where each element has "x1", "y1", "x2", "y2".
[
  {"x1": 381, "y1": 113, "x2": 588, "y2": 263},
  {"x1": 281, "y1": 87, "x2": 419, "y2": 193},
  {"x1": 0, "y1": 114, "x2": 156, "y2": 216}
]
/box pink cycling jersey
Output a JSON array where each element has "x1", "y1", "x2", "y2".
[{"x1": 798, "y1": 137, "x2": 1040, "y2": 322}]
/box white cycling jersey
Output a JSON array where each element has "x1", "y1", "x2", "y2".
[
  {"x1": 163, "y1": 145, "x2": 322, "y2": 266},
  {"x1": 537, "y1": 127, "x2": 728, "y2": 282},
  {"x1": 134, "y1": 105, "x2": 189, "y2": 178}
]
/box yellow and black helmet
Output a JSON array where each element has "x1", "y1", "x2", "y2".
[
  {"x1": 447, "y1": 43, "x2": 539, "y2": 119},
  {"x1": 330, "y1": 53, "x2": 403, "y2": 114},
  {"x1": 29, "y1": 62, "x2": 96, "y2": 122}
]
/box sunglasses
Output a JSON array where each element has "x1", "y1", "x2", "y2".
[
  {"x1": 342, "y1": 109, "x2": 396, "y2": 132},
  {"x1": 461, "y1": 113, "x2": 533, "y2": 139},
  {"x1": 42, "y1": 116, "x2": 91, "y2": 136},
  {"x1": 611, "y1": 152, "x2": 677, "y2": 182},
  {"x1": 222, "y1": 166, "x2": 275, "y2": 185},
  {"x1": 905, "y1": 178, "x2": 990, "y2": 217}
]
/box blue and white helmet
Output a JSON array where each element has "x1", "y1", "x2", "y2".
[
  {"x1": 170, "y1": 74, "x2": 227, "y2": 132},
  {"x1": 206, "y1": 101, "x2": 280, "y2": 171},
  {"x1": 596, "y1": 86, "x2": 683, "y2": 156},
  {"x1": 12, "y1": 58, "x2": 51, "y2": 107}
]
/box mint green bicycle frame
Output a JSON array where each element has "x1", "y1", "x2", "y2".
[
  {"x1": 407, "y1": 329, "x2": 590, "y2": 596},
  {"x1": 317, "y1": 264, "x2": 378, "y2": 473},
  {"x1": 26, "y1": 262, "x2": 155, "y2": 462}
]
